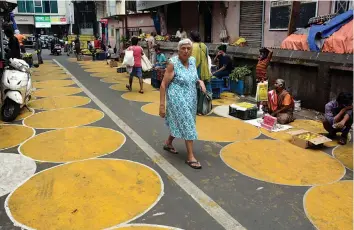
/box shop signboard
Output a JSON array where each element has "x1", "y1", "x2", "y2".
[
  {"x1": 35, "y1": 16, "x2": 51, "y2": 28},
  {"x1": 50, "y1": 16, "x2": 67, "y2": 25},
  {"x1": 136, "y1": 0, "x2": 181, "y2": 11}
]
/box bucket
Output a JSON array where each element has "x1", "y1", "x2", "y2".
[{"x1": 294, "y1": 100, "x2": 301, "y2": 111}]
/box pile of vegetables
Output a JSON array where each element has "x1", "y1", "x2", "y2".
[
  {"x1": 296, "y1": 133, "x2": 320, "y2": 140},
  {"x1": 230, "y1": 66, "x2": 252, "y2": 81},
  {"x1": 23, "y1": 53, "x2": 33, "y2": 58}
]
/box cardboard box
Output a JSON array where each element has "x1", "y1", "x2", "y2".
[{"x1": 287, "y1": 130, "x2": 332, "y2": 149}]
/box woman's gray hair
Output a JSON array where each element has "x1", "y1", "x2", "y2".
[
  {"x1": 177, "y1": 38, "x2": 193, "y2": 50},
  {"x1": 275, "y1": 79, "x2": 285, "y2": 88}
]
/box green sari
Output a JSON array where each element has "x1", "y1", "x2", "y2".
[{"x1": 192, "y1": 43, "x2": 211, "y2": 81}]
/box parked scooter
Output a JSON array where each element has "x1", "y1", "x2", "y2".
[{"x1": 1, "y1": 58, "x2": 32, "y2": 122}]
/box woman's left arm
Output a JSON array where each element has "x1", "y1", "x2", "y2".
[{"x1": 197, "y1": 80, "x2": 206, "y2": 93}]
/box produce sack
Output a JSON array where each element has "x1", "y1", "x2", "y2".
[
  {"x1": 122, "y1": 50, "x2": 134, "y2": 67},
  {"x1": 256, "y1": 81, "x2": 268, "y2": 102},
  {"x1": 141, "y1": 54, "x2": 153, "y2": 71}
]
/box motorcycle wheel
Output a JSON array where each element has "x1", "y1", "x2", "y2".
[{"x1": 1, "y1": 99, "x2": 20, "y2": 122}]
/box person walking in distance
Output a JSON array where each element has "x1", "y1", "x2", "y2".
[
  {"x1": 146, "y1": 32, "x2": 156, "y2": 65},
  {"x1": 34, "y1": 34, "x2": 43, "y2": 64},
  {"x1": 125, "y1": 36, "x2": 144, "y2": 94},
  {"x1": 159, "y1": 39, "x2": 206, "y2": 169}
]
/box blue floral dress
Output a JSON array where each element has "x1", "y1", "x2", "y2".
[{"x1": 166, "y1": 56, "x2": 199, "y2": 140}]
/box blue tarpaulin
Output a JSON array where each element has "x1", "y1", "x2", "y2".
[
  {"x1": 308, "y1": 10, "x2": 353, "y2": 52},
  {"x1": 10, "y1": 12, "x2": 18, "y2": 30}
]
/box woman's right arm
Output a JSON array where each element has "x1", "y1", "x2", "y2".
[{"x1": 159, "y1": 62, "x2": 174, "y2": 118}]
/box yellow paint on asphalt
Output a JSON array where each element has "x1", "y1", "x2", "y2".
[
  {"x1": 7, "y1": 159, "x2": 162, "y2": 230},
  {"x1": 220, "y1": 139, "x2": 345, "y2": 186},
  {"x1": 0, "y1": 108, "x2": 34, "y2": 124},
  {"x1": 84, "y1": 68, "x2": 115, "y2": 73},
  {"x1": 122, "y1": 91, "x2": 160, "y2": 103},
  {"x1": 24, "y1": 108, "x2": 104, "y2": 129},
  {"x1": 110, "y1": 83, "x2": 155, "y2": 92},
  {"x1": 91, "y1": 72, "x2": 128, "y2": 78},
  {"x1": 0, "y1": 125, "x2": 34, "y2": 150},
  {"x1": 32, "y1": 74, "x2": 69, "y2": 81},
  {"x1": 291, "y1": 119, "x2": 326, "y2": 134},
  {"x1": 20, "y1": 127, "x2": 125, "y2": 162},
  {"x1": 141, "y1": 103, "x2": 160, "y2": 116},
  {"x1": 333, "y1": 145, "x2": 353, "y2": 170},
  {"x1": 212, "y1": 92, "x2": 239, "y2": 106},
  {"x1": 101, "y1": 77, "x2": 128, "y2": 84},
  {"x1": 196, "y1": 116, "x2": 260, "y2": 142},
  {"x1": 33, "y1": 87, "x2": 82, "y2": 97},
  {"x1": 304, "y1": 180, "x2": 353, "y2": 230},
  {"x1": 116, "y1": 225, "x2": 176, "y2": 230},
  {"x1": 28, "y1": 96, "x2": 91, "y2": 110},
  {"x1": 33, "y1": 80, "x2": 75, "y2": 89}
]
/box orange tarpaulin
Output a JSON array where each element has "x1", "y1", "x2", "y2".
[{"x1": 281, "y1": 20, "x2": 353, "y2": 54}]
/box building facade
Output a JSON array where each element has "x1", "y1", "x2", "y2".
[{"x1": 13, "y1": 0, "x2": 74, "y2": 36}]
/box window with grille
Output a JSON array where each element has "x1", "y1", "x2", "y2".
[{"x1": 334, "y1": 1, "x2": 350, "y2": 14}]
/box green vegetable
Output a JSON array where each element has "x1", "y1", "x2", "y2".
[{"x1": 230, "y1": 66, "x2": 252, "y2": 81}]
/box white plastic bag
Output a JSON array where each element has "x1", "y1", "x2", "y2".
[
  {"x1": 123, "y1": 50, "x2": 134, "y2": 67},
  {"x1": 141, "y1": 54, "x2": 153, "y2": 71},
  {"x1": 207, "y1": 55, "x2": 212, "y2": 75}
]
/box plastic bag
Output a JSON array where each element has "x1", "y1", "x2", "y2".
[
  {"x1": 256, "y1": 81, "x2": 268, "y2": 102},
  {"x1": 123, "y1": 50, "x2": 134, "y2": 67},
  {"x1": 141, "y1": 54, "x2": 153, "y2": 71},
  {"x1": 207, "y1": 55, "x2": 212, "y2": 75},
  {"x1": 197, "y1": 86, "x2": 213, "y2": 115}
]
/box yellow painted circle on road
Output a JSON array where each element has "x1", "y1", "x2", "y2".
[
  {"x1": 196, "y1": 116, "x2": 260, "y2": 142},
  {"x1": 33, "y1": 80, "x2": 75, "y2": 89},
  {"x1": 91, "y1": 72, "x2": 128, "y2": 78},
  {"x1": 304, "y1": 180, "x2": 353, "y2": 230},
  {"x1": 221, "y1": 140, "x2": 345, "y2": 186},
  {"x1": 32, "y1": 74, "x2": 69, "y2": 81},
  {"x1": 110, "y1": 83, "x2": 155, "y2": 92},
  {"x1": 0, "y1": 125, "x2": 34, "y2": 150},
  {"x1": 141, "y1": 103, "x2": 160, "y2": 116},
  {"x1": 291, "y1": 119, "x2": 326, "y2": 134},
  {"x1": 101, "y1": 77, "x2": 128, "y2": 84},
  {"x1": 116, "y1": 224, "x2": 181, "y2": 230},
  {"x1": 33, "y1": 87, "x2": 82, "y2": 97},
  {"x1": 6, "y1": 159, "x2": 163, "y2": 230},
  {"x1": 20, "y1": 127, "x2": 125, "y2": 162},
  {"x1": 28, "y1": 96, "x2": 91, "y2": 110},
  {"x1": 122, "y1": 91, "x2": 160, "y2": 103},
  {"x1": 24, "y1": 108, "x2": 104, "y2": 129},
  {"x1": 333, "y1": 145, "x2": 353, "y2": 170},
  {"x1": 0, "y1": 108, "x2": 34, "y2": 124},
  {"x1": 84, "y1": 68, "x2": 115, "y2": 73}
]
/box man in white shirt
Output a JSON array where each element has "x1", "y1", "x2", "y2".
[
  {"x1": 146, "y1": 32, "x2": 156, "y2": 65},
  {"x1": 176, "y1": 27, "x2": 187, "y2": 39}
]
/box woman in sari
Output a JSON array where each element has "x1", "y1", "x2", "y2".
[{"x1": 190, "y1": 31, "x2": 212, "y2": 92}]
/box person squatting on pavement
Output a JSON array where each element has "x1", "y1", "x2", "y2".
[
  {"x1": 323, "y1": 92, "x2": 353, "y2": 145},
  {"x1": 263, "y1": 79, "x2": 295, "y2": 124},
  {"x1": 4, "y1": 27, "x2": 21, "y2": 60},
  {"x1": 159, "y1": 39, "x2": 207, "y2": 170},
  {"x1": 125, "y1": 36, "x2": 144, "y2": 94}
]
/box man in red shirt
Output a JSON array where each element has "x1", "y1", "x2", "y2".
[{"x1": 256, "y1": 47, "x2": 273, "y2": 83}]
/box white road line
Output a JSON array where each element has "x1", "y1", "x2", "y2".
[{"x1": 53, "y1": 59, "x2": 246, "y2": 230}]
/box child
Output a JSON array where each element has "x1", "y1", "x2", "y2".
[
  {"x1": 106, "y1": 45, "x2": 114, "y2": 64},
  {"x1": 256, "y1": 47, "x2": 273, "y2": 83}
]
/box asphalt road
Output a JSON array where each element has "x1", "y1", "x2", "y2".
[{"x1": 0, "y1": 49, "x2": 352, "y2": 230}]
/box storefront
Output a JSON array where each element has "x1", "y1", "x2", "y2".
[
  {"x1": 50, "y1": 16, "x2": 69, "y2": 37},
  {"x1": 15, "y1": 15, "x2": 35, "y2": 35},
  {"x1": 34, "y1": 15, "x2": 51, "y2": 35}
]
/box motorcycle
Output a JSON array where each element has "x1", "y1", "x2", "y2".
[
  {"x1": 52, "y1": 44, "x2": 62, "y2": 56},
  {"x1": 1, "y1": 58, "x2": 32, "y2": 122}
]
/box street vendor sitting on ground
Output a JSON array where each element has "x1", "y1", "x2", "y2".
[
  {"x1": 155, "y1": 44, "x2": 167, "y2": 68},
  {"x1": 212, "y1": 44, "x2": 233, "y2": 79},
  {"x1": 263, "y1": 79, "x2": 295, "y2": 124},
  {"x1": 322, "y1": 92, "x2": 353, "y2": 145},
  {"x1": 256, "y1": 47, "x2": 273, "y2": 83}
]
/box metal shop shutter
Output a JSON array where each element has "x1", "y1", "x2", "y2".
[{"x1": 239, "y1": 1, "x2": 264, "y2": 48}]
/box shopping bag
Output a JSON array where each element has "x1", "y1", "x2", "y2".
[
  {"x1": 207, "y1": 55, "x2": 212, "y2": 75},
  {"x1": 141, "y1": 54, "x2": 153, "y2": 71},
  {"x1": 123, "y1": 50, "x2": 134, "y2": 67},
  {"x1": 256, "y1": 81, "x2": 268, "y2": 102},
  {"x1": 197, "y1": 86, "x2": 213, "y2": 115}
]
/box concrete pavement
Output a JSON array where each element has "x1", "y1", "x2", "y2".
[{"x1": 0, "y1": 50, "x2": 352, "y2": 230}]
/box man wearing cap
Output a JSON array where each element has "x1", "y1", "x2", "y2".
[
  {"x1": 264, "y1": 79, "x2": 295, "y2": 124},
  {"x1": 212, "y1": 44, "x2": 233, "y2": 78}
]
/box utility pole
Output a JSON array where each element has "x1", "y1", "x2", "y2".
[{"x1": 287, "y1": 1, "x2": 301, "y2": 36}]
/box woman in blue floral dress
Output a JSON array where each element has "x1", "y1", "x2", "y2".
[{"x1": 159, "y1": 39, "x2": 206, "y2": 169}]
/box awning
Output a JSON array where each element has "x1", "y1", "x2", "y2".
[{"x1": 136, "y1": 0, "x2": 181, "y2": 11}]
